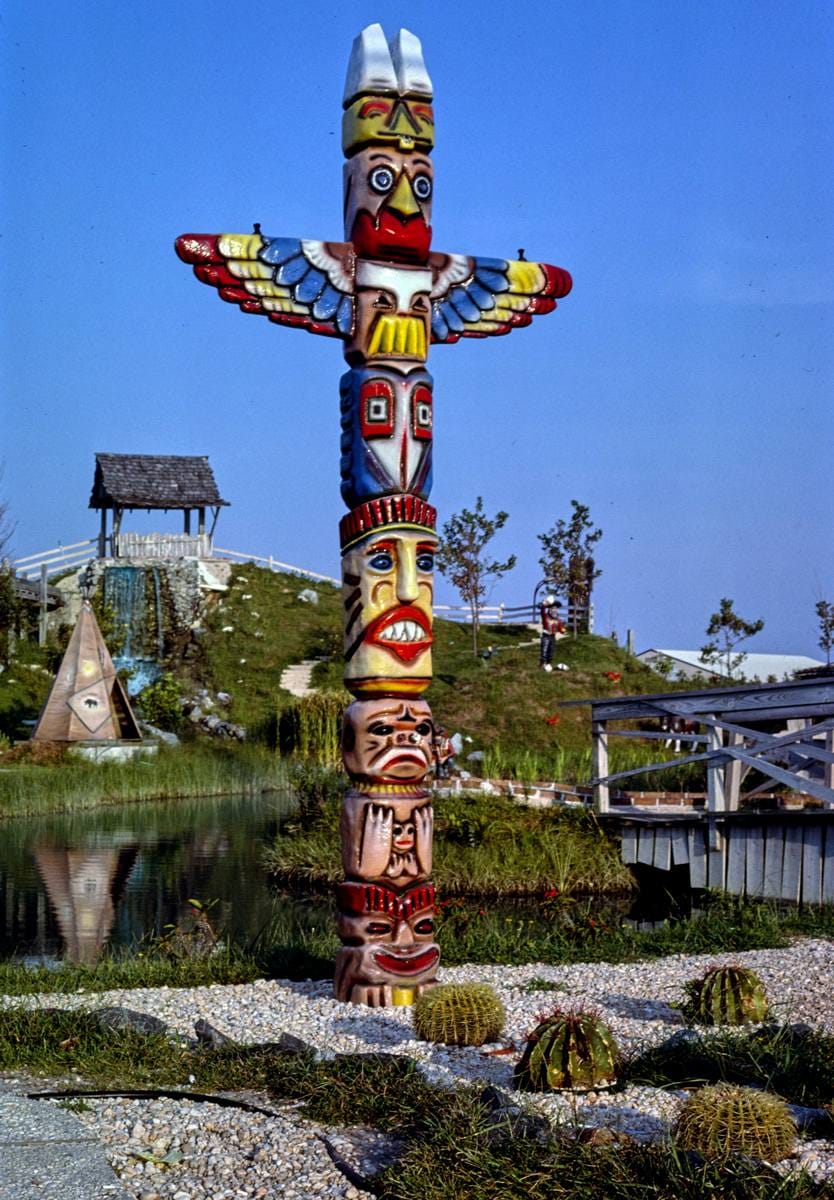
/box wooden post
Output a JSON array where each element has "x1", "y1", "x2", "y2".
[
  {"x1": 98, "y1": 508, "x2": 107, "y2": 558},
  {"x1": 112, "y1": 508, "x2": 122, "y2": 556},
  {"x1": 592, "y1": 719, "x2": 610, "y2": 812},
  {"x1": 198, "y1": 507, "x2": 206, "y2": 535},
  {"x1": 826, "y1": 729, "x2": 834, "y2": 791},
  {"x1": 184, "y1": 509, "x2": 192, "y2": 535},
  {"x1": 707, "y1": 719, "x2": 726, "y2": 813},
  {"x1": 38, "y1": 563, "x2": 49, "y2": 646},
  {"x1": 725, "y1": 729, "x2": 744, "y2": 811}
]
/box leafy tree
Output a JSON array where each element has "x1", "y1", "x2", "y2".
[
  {"x1": 537, "y1": 501, "x2": 603, "y2": 634},
  {"x1": 699, "y1": 598, "x2": 764, "y2": 680},
  {"x1": 816, "y1": 599, "x2": 834, "y2": 667},
  {"x1": 436, "y1": 497, "x2": 516, "y2": 656}
]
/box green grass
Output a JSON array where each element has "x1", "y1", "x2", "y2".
[
  {"x1": 263, "y1": 790, "x2": 635, "y2": 896},
  {"x1": 0, "y1": 743, "x2": 288, "y2": 818},
  {"x1": 0, "y1": 949, "x2": 263, "y2": 997}
]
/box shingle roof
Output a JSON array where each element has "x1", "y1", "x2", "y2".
[
  {"x1": 638, "y1": 648, "x2": 825, "y2": 682},
  {"x1": 89, "y1": 454, "x2": 229, "y2": 510}
]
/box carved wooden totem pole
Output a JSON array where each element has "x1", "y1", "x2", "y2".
[{"x1": 176, "y1": 24, "x2": 571, "y2": 1006}]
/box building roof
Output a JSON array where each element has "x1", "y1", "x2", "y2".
[
  {"x1": 638, "y1": 648, "x2": 825, "y2": 681},
  {"x1": 89, "y1": 454, "x2": 229, "y2": 510}
]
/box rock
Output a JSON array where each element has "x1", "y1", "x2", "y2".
[
  {"x1": 477, "y1": 1085, "x2": 551, "y2": 1143},
  {"x1": 194, "y1": 1019, "x2": 234, "y2": 1048},
  {"x1": 94, "y1": 1006, "x2": 173, "y2": 1038},
  {"x1": 297, "y1": 589, "x2": 318, "y2": 604},
  {"x1": 216, "y1": 692, "x2": 232, "y2": 705},
  {"x1": 140, "y1": 723, "x2": 180, "y2": 747}
]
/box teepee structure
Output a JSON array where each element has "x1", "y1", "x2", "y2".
[{"x1": 31, "y1": 600, "x2": 141, "y2": 742}]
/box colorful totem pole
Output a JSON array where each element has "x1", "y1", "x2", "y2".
[{"x1": 175, "y1": 24, "x2": 571, "y2": 1007}]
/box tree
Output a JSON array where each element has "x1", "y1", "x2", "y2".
[
  {"x1": 816, "y1": 599, "x2": 834, "y2": 667},
  {"x1": 699, "y1": 598, "x2": 764, "y2": 680},
  {"x1": 537, "y1": 501, "x2": 603, "y2": 634},
  {"x1": 436, "y1": 497, "x2": 516, "y2": 656}
]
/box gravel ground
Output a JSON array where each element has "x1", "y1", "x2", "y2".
[{"x1": 4, "y1": 938, "x2": 833, "y2": 1198}]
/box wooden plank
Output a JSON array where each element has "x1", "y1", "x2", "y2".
[
  {"x1": 636, "y1": 828, "x2": 656, "y2": 866},
  {"x1": 725, "y1": 731, "x2": 744, "y2": 812},
  {"x1": 620, "y1": 826, "x2": 637, "y2": 865},
  {"x1": 780, "y1": 825, "x2": 803, "y2": 903},
  {"x1": 707, "y1": 841, "x2": 726, "y2": 889},
  {"x1": 745, "y1": 824, "x2": 766, "y2": 897},
  {"x1": 689, "y1": 826, "x2": 707, "y2": 888},
  {"x1": 725, "y1": 825, "x2": 746, "y2": 896},
  {"x1": 762, "y1": 827, "x2": 785, "y2": 899},
  {"x1": 823, "y1": 825, "x2": 834, "y2": 905},
  {"x1": 592, "y1": 721, "x2": 610, "y2": 813},
  {"x1": 801, "y1": 823, "x2": 823, "y2": 905},
  {"x1": 706, "y1": 723, "x2": 726, "y2": 813},
  {"x1": 653, "y1": 828, "x2": 672, "y2": 871},
  {"x1": 671, "y1": 826, "x2": 690, "y2": 865}
]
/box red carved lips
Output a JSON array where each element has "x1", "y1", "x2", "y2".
[
  {"x1": 372, "y1": 946, "x2": 439, "y2": 976},
  {"x1": 364, "y1": 605, "x2": 432, "y2": 663},
  {"x1": 351, "y1": 211, "x2": 432, "y2": 264}
]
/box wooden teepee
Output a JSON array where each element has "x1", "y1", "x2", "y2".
[{"x1": 31, "y1": 600, "x2": 141, "y2": 742}]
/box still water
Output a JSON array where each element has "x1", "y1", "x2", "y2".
[{"x1": 0, "y1": 792, "x2": 302, "y2": 964}]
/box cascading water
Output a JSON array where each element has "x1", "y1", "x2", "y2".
[{"x1": 103, "y1": 566, "x2": 164, "y2": 695}]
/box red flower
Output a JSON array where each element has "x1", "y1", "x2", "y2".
[
  {"x1": 604, "y1": 671, "x2": 622, "y2": 682},
  {"x1": 543, "y1": 889, "x2": 560, "y2": 899},
  {"x1": 544, "y1": 715, "x2": 560, "y2": 726}
]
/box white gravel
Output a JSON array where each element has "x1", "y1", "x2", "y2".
[{"x1": 4, "y1": 938, "x2": 833, "y2": 1197}]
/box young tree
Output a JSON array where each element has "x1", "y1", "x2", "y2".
[
  {"x1": 699, "y1": 598, "x2": 764, "y2": 680},
  {"x1": 537, "y1": 500, "x2": 603, "y2": 634},
  {"x1": 436, "y1": 497, "x2": 516, "y2": 656},
  {"x1": 816, "y1": 599, "x2": 834, "y2": 667}
]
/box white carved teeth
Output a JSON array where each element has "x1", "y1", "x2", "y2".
[{"x1": 381, "y1": 620, "x2": 424, "y2": 643}]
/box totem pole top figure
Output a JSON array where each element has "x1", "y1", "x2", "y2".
[{"x1": 175, "y1": 23, "x2": 572, "y2": 368}]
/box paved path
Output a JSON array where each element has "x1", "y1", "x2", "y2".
[
  {"x1": 279, "y1": 659, "x2": 319, "y2": 697},
  {"x1": 0, "y1": 1086, "x2": 129, "y2": 1200}
]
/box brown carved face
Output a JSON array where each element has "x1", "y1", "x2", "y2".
[
  {"x1": 340, "y1": 794, "x2": 433, "y2": 884},
  {"x1": 342, "y1": 528, "x2": 436, "y2": 696},
  {"x1": 333, "y1": 882, "x2": 439, "y2": 1000},
  {"x1": 343, "y1": 146, "x2": 433, "y2": 264},
  {"x1": 343, "y1": 698, "x2": 434, "y2": 782},
  {"x1": 346, "y1": 260, "x2": 432, "y2": 365}
]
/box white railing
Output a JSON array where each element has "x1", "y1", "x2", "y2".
[
  {"x1": 212, "y1": 547, "x2": 340, "y2": 585},
  {"x1": 12, "y1": 539, "x2": 97, "y2": 580},
  {"x1": 114, "y1": 532, "x2": 212, "y2": 559}
]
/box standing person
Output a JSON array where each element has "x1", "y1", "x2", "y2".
[{"x1": 539, "y1": 594, "x2": 563, "y2": 671}]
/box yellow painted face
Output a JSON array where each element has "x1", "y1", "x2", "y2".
[
  {"x1": 342, "y1": 528, "x2": 436, "y2": 695},
  {"x1": 342, "y1": 94, "x2": 435, "y2": 155}
]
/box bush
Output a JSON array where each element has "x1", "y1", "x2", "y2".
[{"x1": 137, "y1": 672, "x2": 183, "y2": 732}]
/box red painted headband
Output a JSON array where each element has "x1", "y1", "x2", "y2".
[{"x1": 337, "y1": 881, "x2": 435, "y2": 919}]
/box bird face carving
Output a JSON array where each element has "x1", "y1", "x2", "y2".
[
  {"x1": 347, "y1": 261, "x2": 432, "y2": 364},
  {"x1": 343, "y1": 147, "x2": 433, "y2": 264}
]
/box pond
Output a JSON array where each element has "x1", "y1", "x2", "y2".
[{"x1": 0, "y1": 793, "x2": 696, "y2": 966}]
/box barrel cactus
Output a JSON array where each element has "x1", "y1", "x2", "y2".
[
  {"x1": 683, "y1": 964, "x2": 769, "y2": 1026},
  {"x1": 413, "y1": 983, "x2": 505, "y2": 1046},
  {"x1": 674, "y1": 1084, "x2": 796, "y2": 1162},
  {"x1": 513, "y1": 1007, "x2": 619, "y2": 1092}
]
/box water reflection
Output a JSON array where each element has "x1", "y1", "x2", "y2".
[{"x1": 0, "y1": 792, "x2": 295, "y2": 964}]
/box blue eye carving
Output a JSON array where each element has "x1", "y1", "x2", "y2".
[
  {"x1": 369, "y1": 166, "x2": 395, "y2": 195},
  {"x1": 413, "y1": 173, "x2": 432, "y2": 200},
  {"x1": 416, "y1": 552, "x2": 434, "y2": 572},
  {"x1": 368, "y1": 551, "x2": 394, "y2": 571}
]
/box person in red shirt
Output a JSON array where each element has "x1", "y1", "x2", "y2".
[{"x1": 539, "y1": 595, "x2": 564, "y2": 671}]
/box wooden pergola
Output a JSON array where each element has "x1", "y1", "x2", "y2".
[
  {"x1": 89, "y1": 453, "x2": 229, "y2": 559},
  {"x1": 563, "y1": 677, "x2": 834, "y2": 813}
]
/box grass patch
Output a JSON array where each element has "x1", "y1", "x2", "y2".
[
  {"x1": 627, "y1": 1022, "x2": 834, "y2": 1109},
  {"x1": 264, "y1": 790, "x2": 634, "y2": 896},
  {"x1": 0, "y1": 949, "x2": 263, "y2": 997},
  {"x1": 0, "y1": 743, "x2": 287, "y2": 818}
]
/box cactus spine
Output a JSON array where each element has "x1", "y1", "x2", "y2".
[
  {"x1": 674, "y1": 1084, "x2": 796, "y2": 1162},
  {"x1": 413, "y1": 983, "x2": 505, "y2": 1046},
  {"x1": 514, "y1": 1008, "x2": 619, "y2": 1092},
  {"x1": 684, "y1": 964, "x2": 769, "y2": 1025}
]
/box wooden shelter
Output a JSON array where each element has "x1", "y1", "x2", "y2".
[
  {"x1": 89, "y1": 453, "x2": 229, "y2": 559},
  {"x1": 31, "y1": 600, "x2": 141, "y2": 742}
]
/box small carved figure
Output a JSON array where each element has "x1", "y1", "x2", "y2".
[{"x1": 341, "y1": 793, "x2": 433, "y2": 883}]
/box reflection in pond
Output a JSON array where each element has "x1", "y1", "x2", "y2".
[{"x1": 0, "y1": 792, "x2": 296, "y2": 964}]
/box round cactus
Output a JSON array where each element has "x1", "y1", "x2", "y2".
[
  {"x1": 513, "y1": 1007, "x2": 619, "y2": 1092},
  {"x1": 683, "y1": 964, "x2": 769, "y2": 1026},
  {"x1": 413, "y1": 983, "x2": 505, "y2": 1046},
  {"x1": 674, "y1": 1084, "x2": 796, "y2": 1162}
]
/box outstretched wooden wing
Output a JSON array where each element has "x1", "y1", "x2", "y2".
[
  {"x1": 175, "y1": 233, "x2": 355, "y2": 339},
  {"x1": 429, "y1": 252, "x2": 572, "y2": 342}
]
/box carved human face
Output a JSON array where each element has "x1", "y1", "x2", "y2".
[
  {"x1": 342, "y1": 528, "x2": 436, "y2": 695},
  {"x1": 342, "y1": 94, "x2": 435, "y2": 157},
  {"x1": 342, "y1": 698, "x2": 434, "y2": 782},
  {"x1": 346, "y1": 261, "x2": 432, "y2": 365},
  {"x1": 333, "y1": 881, "x2": 439, "y2": 1001},
  {"x1": 339, "y1": 366, "x2": 433, "y2": 506},
  {"x1": 343, "y1": 146, "x2": 433, "y2": 264}
]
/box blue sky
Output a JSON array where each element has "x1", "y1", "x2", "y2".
[{"x1": 2, "y1": 0, "x2": 832, "y2": 656}]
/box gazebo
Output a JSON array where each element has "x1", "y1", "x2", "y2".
[{"x1": 89, "y1": 453, "x2": 229, "y2": 559}]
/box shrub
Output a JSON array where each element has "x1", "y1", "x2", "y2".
[
  {"x1": 683, "y1": 964, "x2": 769, "y2": 1026},
  {"x1": 673, "y1": 1083, "x2": 796, "y2": 1162},
  {"x1": 137, "y1": 672, "x2": 183, "y2": 732},
  {"x1": 277, "y1": 690, "x2": 350, "y2": 764},
  {"x1": 514, "y1": 1007, "x2": 619, "y2": 1091},
  {"x1": 413, "y1": 983, "x2": 505, "y2": 1046}
]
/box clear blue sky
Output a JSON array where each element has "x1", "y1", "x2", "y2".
[{"x1": 3, "y1": 1, "x2": 832, "y2": 656}]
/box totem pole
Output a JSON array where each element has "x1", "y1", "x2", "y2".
[{"x1": 175, "y1": 24, "x2": 571, "y2": 1006}]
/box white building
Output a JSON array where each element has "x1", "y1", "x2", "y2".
[{"x1": 637, "y1": 648, "x2": 826, "y2": 683}]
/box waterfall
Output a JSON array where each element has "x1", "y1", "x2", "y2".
[{"x1": 103, "y1": 566, "x2": 162, "y2": 695}]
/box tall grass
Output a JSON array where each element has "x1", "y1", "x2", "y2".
[
  {"x1": 480, "y1": 741, "x2": 706, "y2": 790},
  {"x1": 0, "y1": 744, "x2": 288, "y2": 818},
  {"x1": 277, "y1": 690, "x2": 350, "y2": 764}
]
